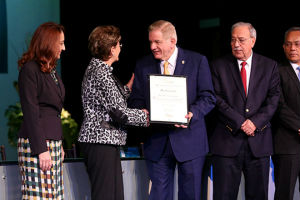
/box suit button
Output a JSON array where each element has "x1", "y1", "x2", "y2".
[
  {"x1": 57, "y1": 114, "x2": 61, "y2": 118},
  {"x1": 245, "y1": 109, "x2": 249, "y2": 112}
]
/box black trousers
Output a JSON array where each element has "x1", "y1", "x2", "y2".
[
  {"x1": 212, "y1": 140, "x2": 270, "y2": 200},
  {"x1": 80, "y1": 143, "x2": 124, "y2": 200},
  {"x1": 272, "y1": 154, "x2": 300, "y2": 200}
]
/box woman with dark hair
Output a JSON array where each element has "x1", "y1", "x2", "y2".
[
  {"x1": 78, "y1": 25, "x2": 149, "y2": 200},
  {"x1": 17, "y1": 22, "x2": 66, "y2": 199}
]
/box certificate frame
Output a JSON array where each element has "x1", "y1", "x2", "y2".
[{"x1": 149, "y1": 74, "x2": 188, "y2": 125}]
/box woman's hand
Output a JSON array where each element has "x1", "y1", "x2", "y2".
[
  {"x1": 39, "y1": 151, "x2": 52, "y2": 171},
  {"x1": 61, "y1": 146, "x2": 65, "y2": 162}
]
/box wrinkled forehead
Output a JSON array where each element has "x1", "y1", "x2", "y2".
[{"x1": 231, "y1": 26, "x2": 251, "y2": 38}]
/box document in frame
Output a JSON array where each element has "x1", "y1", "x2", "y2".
[{"x1": 149, "y1": 74, "x2": 188, "y2": 125}]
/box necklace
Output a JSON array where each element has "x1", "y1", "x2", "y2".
[{"x1": 50, "y1": 70, "x2": 59, "y2": 85}]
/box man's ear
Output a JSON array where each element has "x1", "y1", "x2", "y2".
[
  {"x1": 171, "y1": 37, "x2": 177, "y2": 45},
  {"x1": 250, "y1": 37, "x2": 256, "y2": 48}
]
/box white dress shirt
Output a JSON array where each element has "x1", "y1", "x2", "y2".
[
  {"x1": 160, "y1": 47, "x2": 178, "y2": 75},
  {"x1": 290, "y1": 62, "x2": 300, "y2": 81},
  {"x1": 237, "y1": 53, "x2": 253, "y2": 95}
]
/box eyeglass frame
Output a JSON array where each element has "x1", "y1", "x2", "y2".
[{"x1": 230, "y1": 37, "x2": 252, "y2": 45}]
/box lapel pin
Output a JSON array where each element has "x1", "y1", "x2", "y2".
[{"x1": 182, "y1": 60, "x2": 185, "y2": 64}]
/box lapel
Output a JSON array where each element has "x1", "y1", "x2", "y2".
[
  {"x1": 155, "y1": 59, "x2": 161, "y2": 74},
  {"x1": 111, "y1": 74, "x2": 127, "y2": 99},
  {"x1": 46, "y1": 72, "x2": 64, "y2": 103},
  {"x1": 148, "y1": 56, "x2": 161, "y2": 74},
  {"x1": 174, "y1": 48, "x2": 185, "y2": 75},
  {"x1": 228, "y1": 55, "x2": 247, "y2": 101},
  {"x1": 56, "y1": 72, "x2": 65, "y2": 101},
  {"x1": 286, "y1": 63, "x2": 300, "y2": 94},
  {"x1": 247, "y1": 53, "x2": 258, "y2": 98}
]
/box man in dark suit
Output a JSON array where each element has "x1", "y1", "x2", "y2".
[
  {"x1": 272, "y1": 27, "x2": 300, "y2": 200},
  {"x1": 209, "y1": 22, "x2": 280, "y2": 200},
  {"x1": 129, "y1": 20, "x2": 216, "y2": 200}
]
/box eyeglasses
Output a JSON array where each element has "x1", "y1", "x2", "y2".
[
  {"x1": 231, "y1": 37, "x2": 251, "y2": 45},
  {"x1": 284, "y1": 42, "x2": 300, "y2": 49}
]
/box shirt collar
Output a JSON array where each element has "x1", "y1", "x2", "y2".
[
  {"x1": 161, "y1": 46, "x2": 178, "y2": 67},
  {"x1": 93, "y1": 57, "x2": 113, "y2": 72},
  {"x1": 237, "y1": 51, "x2": 253, "y2": 68},
  {"x1": 290, "y1": 62, "x2": 300, "y2": 71}
]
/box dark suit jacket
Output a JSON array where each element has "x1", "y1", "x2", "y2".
[
  {"x1": 273, "y1": 61, "x2": 300, "y2": 155},
  {"x1": 209, "y1": 53, "x2": 280, "y2": 158},
  {"x1": 129, "y1": 47, "x2": 216, "y2": 162},
  {"x1": 18, "y1": 61, "x2": 65, "y2": 155}
]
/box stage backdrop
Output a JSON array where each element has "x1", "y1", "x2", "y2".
[
  {"x1": 0, "y1": 0, "x2": 7, "y2": 73},
  {"x1": 0, "y1": 0, "x2": 60, "y2": 160}
]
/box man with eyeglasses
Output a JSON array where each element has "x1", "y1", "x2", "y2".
[
  {"x1": 209, "y1": 22, "x2": 280, "y2": 199},
  {"x1": 272, "y1": 27, "x2": 300, "y2": 200}
]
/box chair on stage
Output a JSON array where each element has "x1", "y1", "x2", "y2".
[{"x1": 0, "y1": 145, "x2": 6, "y2": 161}]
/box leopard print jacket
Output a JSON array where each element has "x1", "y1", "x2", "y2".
[{"x1": 78, "y1": 58, "x2": 147, "y2": 145}]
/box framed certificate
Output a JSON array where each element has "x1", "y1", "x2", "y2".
[{"x1": 149, "y1": 74, "x2": 188, "y2": 125}]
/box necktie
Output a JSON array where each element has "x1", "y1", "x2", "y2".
[
  {"x1": 163, "y1": 61, "x2": 170, "y2": 75},
  {"x1": 297, "y1": 66, "x2": 300, "y2": 81},
  {"x1": 241, "y1": 61, "x2": 247, "y2": 95}
]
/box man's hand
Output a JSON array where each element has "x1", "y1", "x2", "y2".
[
  {"x1": 175, "y1": 112, "x2": 193, "y2": 128},
  {"x1": 241, "y1": 119, "x2": 256, "y2": 136},
  {"x1": 126, "y1": 73, "x2": 135, "y2": 91}
]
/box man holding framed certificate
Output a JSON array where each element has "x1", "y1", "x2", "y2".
[
  {"x1": 129, "y1": 20, "x2": 216, "y2": 200},
  {"x1": 149, "y1": 74, "x2": 188, "y2": 125}
]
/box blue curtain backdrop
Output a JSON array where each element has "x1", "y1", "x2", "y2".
[{"x1": 0, "y1": 0, "x2": 60, "y2": 160}]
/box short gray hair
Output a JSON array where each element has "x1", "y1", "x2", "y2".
[
  {"x1": 284, "y1": 27, "x2": 300, "y2": 42},
  {"x1": 148, "y1": 20, "x2": 177, "y2": 42},
  {"x1": 231, "y1": 22, "x2": 257, "y2": 39}
]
